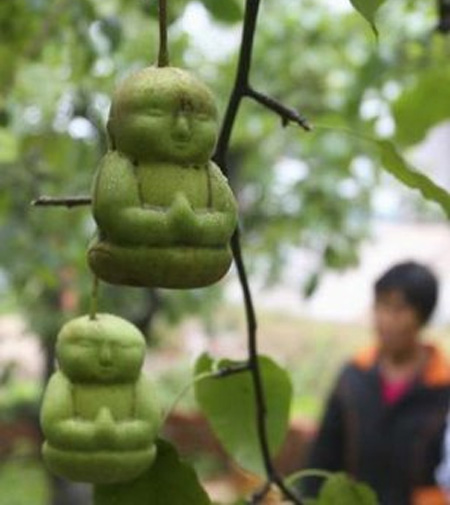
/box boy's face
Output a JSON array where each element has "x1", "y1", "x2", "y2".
[{"x1": 374, "y1": 289, "x2": 423, "y2": 357}]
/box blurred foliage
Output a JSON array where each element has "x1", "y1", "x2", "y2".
[
  {"x1": 0, "y1": 0, "x2": 449, "y2": 347},
  {"x1": 0, "y1": 378, "x2": 41, "y2": 422},
  {"x1": 0, "y1": 458, "x2": 49, "y2": 505}
]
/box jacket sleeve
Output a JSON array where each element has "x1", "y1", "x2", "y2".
[{"x1": 435, "y1": 411, "x2": 450, "y2": 491}]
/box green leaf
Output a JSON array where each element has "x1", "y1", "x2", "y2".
[
  {"x1": 194, "y1": 353, "x2": 292, "y2": 477},
  {"x1": 348, "y1": 0, "x2": 385, "y2": 35},
  {"x1": 94, "y1": 439, "x2": 211, "y2": 505},
  {"x1": 318, "y1": 473, "x2": 378, "y2": 505},
  {"x1": 200, "y1": 0, "x2": 243, "y2": 23},
  {"x1": 377, "y1": 139, "x2": 450, "y2": 218},
  {"x1": 393, "y1": 67, "x2": 450, "y2": 146},
  {"x1": 316, "y1": 124, "x2": 450, "y2": 220}
]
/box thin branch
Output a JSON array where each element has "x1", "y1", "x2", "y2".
[
  {"x1": 213, "y1": 1, "x2": 306, "y2": 503},
  {"x1": 249, "y1": 481, "x2": 272, "y2": 504},
  {"x1": 233, "y1": 231, "x2": 303, "y2": 505},
  {"x1": 230, "y1": 230, "x2": 270, "y2": 470},
  {"x1": 89, "y1": 276, "x2": 99, "y2": 320},
  {"x1": 158, "y1": 0, "x2": 169, "y2": 67},
  {"x1": 214, "y1": 363, "x2": 251, "y2": 378},
  {"x1": 213, "y1": 1, "x2": 310, "y2": 172},
  {"x1": 161, "y1": 371, "x2": 215, "y2": 428},
  {"x1": 246, "y1": 87, "x2": 311, "y2": 131},
  {"x1": 31, "y1": 196, "x2": 92, "y2": 208},
  {"x1": 213, "y1": 0, "x2": 261, "y2": 171}
]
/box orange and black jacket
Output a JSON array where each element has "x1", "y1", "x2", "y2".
[{"x1": 305, "y1": 345, "x2": 450, "y2": 505}]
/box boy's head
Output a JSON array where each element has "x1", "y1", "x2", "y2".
[{"x1": 373, "y1": 261, "x2": 438, "y2": 357}]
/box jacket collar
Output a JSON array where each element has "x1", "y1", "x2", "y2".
[{"x1": 353, "y1": 344, "x2": 450, "y2": 388}]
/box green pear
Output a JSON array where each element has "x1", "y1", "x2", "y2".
[
  {"x1": 40, "y1": 314, "x2": 161, "y2": 483},
  {"x1": 88, "y1": 66, "x2": 238, "y2": 289}
]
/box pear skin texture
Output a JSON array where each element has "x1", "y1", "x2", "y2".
[
  {"x1": 40, "y1": 314, "x2": 161, "y2": 483},
  {"x1": 89, "y1": 67, "x2": 238, "y2": 289}
]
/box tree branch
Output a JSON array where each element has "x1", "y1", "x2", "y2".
[
  {"x1": 213, "y1": 0, "x2": 261, "y2": 170},
  {"x1": 214, "y1": 363, "x2": 251, "y2": 378},
  {"x1": 31, "y1": 196, "x2": 92, "y2": 208},
  {"x1": 246, "y1": 87, "x2": 311, "y2": 130},
  {"x1": 214, "y1": 1, "x2": 306, "y2": 503}
]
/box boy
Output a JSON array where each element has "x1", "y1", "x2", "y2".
[{"x1": 305, "y1": 261, "x2": 450, "y2": 505}]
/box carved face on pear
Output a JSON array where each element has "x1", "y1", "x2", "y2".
[
  {"x1": 108, "y1": 67, "x2": 218, "y2": 164},
  {"x1": 56, "y1": 314, "x2": 145, "y2": 384}
]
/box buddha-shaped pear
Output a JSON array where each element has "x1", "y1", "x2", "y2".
[
  {"x1": 88, "y1": 66, "x2": 238, "y2": 288},
  {"x1": 40, "y1": 314, "x2": 161, "y2": 483}
]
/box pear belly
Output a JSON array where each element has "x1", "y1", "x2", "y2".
[
  {"x1": 88, "y1": 240, "x2": 233, "y2": 288},
  {"x1": 42, "y1": 442, "x2": 157, "y2": 483}
]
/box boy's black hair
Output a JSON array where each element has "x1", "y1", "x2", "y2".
[{"x1": 374, "y1": 261, "x2": 439, "y2": 324}]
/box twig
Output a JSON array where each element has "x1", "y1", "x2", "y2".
[
  {"x1": 249, "y1": 481, "x2": 272, "y2": 504},
  {"x1": 31, "y1": 196, "x2": 92, "y2": 208},
  {"x1": 161, "y1": 371, "x2": 215, "y2": 428},
  {"x1": 213, "y1": 1, "x2": 306, "y2": 503},
  {"x1": 246, "y1": 87, "x2": 311, "y2": 130},
  {"x1": 213, "y1": 0, "x2": 260, "y2": 170},
  {"x1": 158, "y1": 0, "x2": 169, "y2": 67},
  {"x1": 213, "y1": 0, "x2": 309, "y2": 173},
  {"x1": 214, "y1": 363, "x2": 250, "y2": 378},
  {"x1": 89, "y1": 276, "x2": 99, "y2": 320},
  {"x1": 233, "y1": 232, "x2": 303, "y2": 505}
]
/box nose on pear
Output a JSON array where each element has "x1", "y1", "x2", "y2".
[
  {"x1": 99, "y1": 343, "x2": 113, "y2": 366},
  {"x1": 172, "y1": 113, "x2": 191, "y2": 141}
]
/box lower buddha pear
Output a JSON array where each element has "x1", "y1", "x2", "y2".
[{"x1": 40, "y1": 314, "x2": 161, "y2": 483}]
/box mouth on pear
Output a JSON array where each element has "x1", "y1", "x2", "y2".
[
  {"x1": 173, "y1": 139, "x2": 191, "y2": 148},
  {"x1": 99, "y1": 362, "x2": 114, "y2": 372}
]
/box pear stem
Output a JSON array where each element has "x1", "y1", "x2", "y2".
[
  {"x1": 158, "y1": 0, "x2": 169, "y2": 67},
  {"x1": 89, "y1": 276, "x2": 99, "y2": 320}
]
